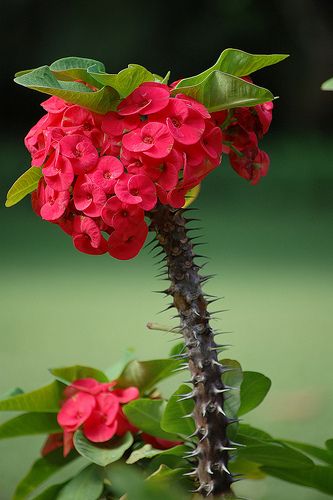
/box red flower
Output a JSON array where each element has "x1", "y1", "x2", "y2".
[
  {"x1": 43, "y1": 153, "x2": 74, "y2": 192},
  {"x1": 123, "y1": 122, "x2": 174, "y2": 159},
  {"x1": 73, "y1": 175, "x2": 107, "y2": 217},
  {"x1": 153, "y1": 98, "x2": 205, "y2": 145},
  {"x1": 101, "y1": 196, "x2": 145, "y2": 232},
  {"x1": 102, "y1": 111, "x2": 140, "y2": 137},
  {"x1": 41, "y1": 96, "x2": 69, "y2": 114},
  {"x1": 72, "y1": 216, "x2": 108, "y2": 255},
  {"x1": 38, "y1": 181, "x2": 70, "y2": 222},
  {"x1": 56, "y1": 377, "x2": 139, "y2": 451},
  {"x1": 59, "y1": 135, "x2": 98, "y2": 174},
  {"x1": 91, "y1": 156, "x2": 124, "y2": 194},
  {"x1": 57, "y1": 391, "x2": 96, "y2": 433},
  {"x1": 108, "y1": 222, "x2": 148, "y2": 260},
  {"x1": 141, "y1": 434, "x2": 182, "y2": 450},
  {"x1": 115, "y1": 174, "x2": 157, "y2": 211},
  {"x1": 118, "y1": 82, "x2": 170, "y2": 116},
  {"x1": 83, "y1": 392, "x2": 120, "y2": 442}
]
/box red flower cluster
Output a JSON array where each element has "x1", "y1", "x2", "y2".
[
  {"x1": 56, "y1": 378, "x2": 139, "y2": 455},
  {"x1": 212, "y1": 100, "x2": 273, "y2": 185},
  {"x1": 27, "y1": 82, "x2": 223, "y2": 259},
  {"x1": 41, "y1": 377, "x2": 180, "y2": 457}
]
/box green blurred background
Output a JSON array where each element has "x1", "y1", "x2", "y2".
[{"x1": 1, "y1": 1, "x2": 333, "y2": 499}]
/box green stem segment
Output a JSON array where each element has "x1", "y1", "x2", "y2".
[{"x1": 150, "y1": 204, "x2": 235, "y2": 498}]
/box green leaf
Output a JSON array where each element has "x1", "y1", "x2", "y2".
[
  {"x1": 238, "y1": 371, "x2": 271, "y2": 416},
  {"x1": 172, "y1": 71, "x2": 274, "y2": 112},
  {"x1": 87, "y1": 64, "x2": 154, "y2": 97},
  {"x1": 281, "y1": 439, "x2": 333, "y2": 466},
  {"x1": 14, "y1": 66, "x2": 119, "y2": 113},
  {"x1": 221, "y1": 359, "x2": 243, "y2": 419},
  {"x1": 176, "y1": 49, "x2": 288, "y2": 89},
  {"x1": 33, "y1": 482, "x2": 69, "y2": 499},
  {"x1": 105, "y1": 463, "x2": 186, "y2": 500},
  {"x1": 168, "y1": 342, "x2": 185, "y2": 358},
  {"x1": 105, "y1": 348, "x2": 136, "y2": 380},
  {"x1": 237, "y1": 442, "x2": 314, "y2": 469},
  {"x1": 326, "y1": 440, "x2": 333, "y2": 451},
  {"x1": 229, "y1": 457, "x2": 266, "y2": 479},
  {"x1": 237, "y1": 424, "x2": 273, "y2": 444},
  {"x1": 263, "y1": 465, "x2": 333, "y2": 495},
  {"x1": 0, "y1": 381, "x2": 63, "y2": 412},
  {"x1": 161, "y1": 384, "x2": 195, "y2": 436},
  {"x1": 5, "y1": 166, "x2": 42, "y2": 208},
  {"x1": 49, "y1": 57, "x2": 105, "y2": 88},
  {"x1": 73, "y1": 431, "x2": 133, "y2": 467},
  {"x1": 13, "y1": 449, "x2": 77, "y2": 500},
  {"x1": 0, "y1": 387, "x2": 24, "y2": 399},
  {"x1": 321, "y1": 77, "x2": 333, "y2": 91},
  {"x1": 126, "y1": 443, "x2": 187, "y2": 464},
  {"x1": 146, "y1": 464, "x2": 189, "y2": 488},
  {"x1": 161, "y1": 71, "x2": 171, "y2": 84},
  {"x1": 183, "y1": 184, "x2": 201, "y2": 208},
  {"x1": 116, "y1": 358, "x2": 180, "y2": 392},
  {"x1": 123, "y1": 398, "x2": 179, "y2": 441},
  {"x1": 0, "y1": 412, "x2": 60, "y2": 439},
  {"x1": 49, "y1": 365, "x2": 108, "y2": 385},
  {"x1": 56, "y1": 465, "x2": 104, "y2": 500}
]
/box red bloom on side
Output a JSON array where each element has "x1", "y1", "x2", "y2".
[
  {"x1": 141, "y1": 434, "x2": 182, "y2": 450},
  {"x1": 56, "y1": 377, "x2": 139, "y2": 452},
  {"x1": 123, "y1": 122, "x2": 174, "y2": 159},
  {"x1": 118, "y1": 82, "x2": 170, "y2": 116}
]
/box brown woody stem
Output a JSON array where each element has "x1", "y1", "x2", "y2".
[{"x1": 149, "y1": 204, "x2": 235, "y2": 498}]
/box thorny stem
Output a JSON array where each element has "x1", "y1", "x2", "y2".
[{"x1": 149, "y1": 204, "x2": 236, "y2": 498}]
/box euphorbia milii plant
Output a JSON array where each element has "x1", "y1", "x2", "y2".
[{"x1": 3, "y1": 50, "x2": 333, "y2": 500}]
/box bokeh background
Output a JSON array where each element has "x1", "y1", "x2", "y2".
[{"x1": 1, "y1": 0, "x2": 333, "y2": 498}]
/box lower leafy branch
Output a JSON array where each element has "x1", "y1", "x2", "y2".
[{"x1": 149, "y1": 203, "x2": 237, "y2": 498}]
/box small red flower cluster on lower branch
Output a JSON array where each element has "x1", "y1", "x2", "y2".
[
  {"x1": 27, "y1": 81, "x2": 272, "y2": 259},
  {"x1": 42, "y1": 377, "x2": 180, "y2": 457}
]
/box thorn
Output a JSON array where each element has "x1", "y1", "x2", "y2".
[
  {"x1": 199, "y1": 428, "x2": 209, "y2": 442},
  {"x1": 157, "y1": 304, "x2": 174, "y2": 314},
  {"x1": 144, "y1": 237, "x2": 157, "y2": 249},
  {"x1": 183, "y1": 469, "x2": 197, "y2": 477},
  {"x1": 230, "y1": 441, "x2": 246, "y2": 448},
  {"x1": 154, "y1": 273, "x2": 167, "y2": 280},
  {"x1": 221, "y1": 463, "x2": 232, "y2": 475},
  {"x1": 216, "y1": 405, "x2": 227, "y2": 416},
  {"x1": 172, "y1": 363, "x2": 189, "y2": 373},
  {"x1": 177, "y1": 392, "x2": 195, "y2": 402},
  {"x1": 213, "y1": 387, "x2": 230, "y2": 395},
  {"x1": 207, "y1": 297, "x2": 223, "y2": 305},
  {"x1": 181, "y1": 412, "x2": 194, "y2": 419},
  {"x1": 152, "y1": 248, "x2": 165, "y2": 258},
  {"x1": 184, "y1": 448, "x2": 201, "y2": 458},
  {"x1": 148, "y1": 242, "x2": 161, "y2": 254}
]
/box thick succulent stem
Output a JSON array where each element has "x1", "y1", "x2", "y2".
[{"x1": 149, "y1": 204, "x2": 235, "y2": 498}]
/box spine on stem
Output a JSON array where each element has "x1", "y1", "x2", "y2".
[{"x1": 149, "y1": 203, "x2": 236, "y2": 498}]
